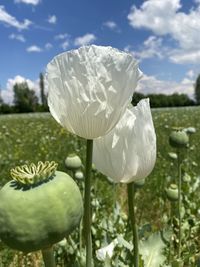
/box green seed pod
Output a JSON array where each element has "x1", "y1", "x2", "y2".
[
  {"x1": 65, "y1": 154, "x2": 82, "y2": 170},
  {"x1": 169, "y1": 130, "x2": 189, "y2": 148},
  {"x1": 134, "y1": 178, "x2": 145, "y2": 188},
  {"x1": 165, "y1": 184, "x2": 178, "y2": 201},
  {"x1": 0, "y1": 161, "x2": 83, "y2": 253}
]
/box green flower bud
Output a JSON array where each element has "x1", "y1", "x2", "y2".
[
  {"x1": 169, "y1": 130, "x2": 189, "y2": 148},
  {"x1": 185, "y1": 127, "x2": 196, "y2": 135},
  {"x1": 165, "y1": 184, "x2": 178, "y2": 201},
  {"x1": 65, "y1": 154, "x2": 82, "y2": 170},
  {"x1": 74, "y1": 170, "x2": 84, "y2": 180},
  {"x1": 168, "y1": 152, "x2": 178, "y2": 160}
]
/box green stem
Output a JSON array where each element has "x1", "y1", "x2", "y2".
[
  {"x1": 169, "y1": 203, "x2": 174, "y2": 264},
  {"x1": 177, "y1": 150, "x2": 182, "y2": 260},
  {"x1": 127, "y1": 182, "x2": 139, "y2": 267},
  {"x1": 84, "y1": 139, "x2": 93, "y2": 267},
  {"x1": 42, "y1": 247, "x2": 56, "y2": 267}
]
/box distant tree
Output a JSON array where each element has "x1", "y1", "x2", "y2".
[
  {"x1": 0, "y1": 103, "x2": 13, "y2": 114},
  {"x1": 39, "y1": 72, "x2": 48, "y2": 109},
  {"x1": 0, "y1": 91, "x2": 3, "y2": 105},
  {"x1": 194, "y1": 74, "x2": 200, "y2": 105},
  {"x1": 132, "y1": 92, "x2": 145, "y2": 106},
  {"x1": 0, "y1": 92, "x2": 13, "y2": 114},
  {"x1": 133, "y1": 92, "x2": 195, "y2": 108},
  {"x1": 13, "y1": 82, "x2": 38, "y2": 113}
]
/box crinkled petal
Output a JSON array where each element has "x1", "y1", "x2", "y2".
[
  {"x1": 93, "y1": 98, "x2": 156, "y2": 183},
  {"x1": 46, "y1": 45, "x2": 142, "y2": 139}
]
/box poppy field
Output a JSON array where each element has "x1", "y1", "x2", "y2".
[{"x1": 0, "y1": 106, "x2": 200, "y2": 266}]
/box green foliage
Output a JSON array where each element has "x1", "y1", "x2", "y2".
[
  {"x1": 13, "y1": 82, "x2": 39, "y2": 113},
  {"x1": 0, "y1": 92, "x2": 13, "y2": 114},
  {"x1": 132, "y1": 92, "x2": 195, "y2": 108},
  {"x1": 39, "y1": 72, "x2": 48, "y2": 111},
  {"x1": 0, "y1": 107, "x2": 200, "y2": 266},
  {"x1": 195, "y1": 74, "x2": 200, "y2": 105},
  {"x1": 139, "y1": 232, "x2": 166, "y2": 267}
]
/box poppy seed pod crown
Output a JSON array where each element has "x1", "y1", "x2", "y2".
[{"x1": 0, "y1": 162, "x2": 83, "y2": 253}]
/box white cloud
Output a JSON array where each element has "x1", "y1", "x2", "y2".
[
  {"x1": 74, "y1": 33, "x2": 96, "y2": 46},
  {"x1": 0, "y1": 5, "x2": 32, "y2": 30},
  {"x1": 126, "y1": 36, "x2": 165, "y2": 61},
  {"x1": 9, "y1": 33, "x2": 26, "y2": 42},
  {"x1": 137, "y1": 74, "x2": 195, "y2": 98},
  {"x1": 45, "y1": 43, "x2": 53, "y2": 50},
  {"x1": 48, "y1": 15, "x2": 57, "y2": 24},
  {"x1": 169, "y1": 49, "x2": 200, "y2": 64},
  {"x1": 14, "y1": 0, "x2": 40, "y2": 5},
  {"x1": 103, "y1": 20, "x2": 119, "y2": 32},
  {"x1": 1, "y1": 75, "x2": 40, "y2": 104},
  {"x1": 26, "y1": 45, "x2": 42, "y2": 52},
  {"x1": 128, "y1": 0, "x2": 181, "y2": 35},
  {"x1": 186, "y1": 70, "x2": 195, "y2": 79},
  {"x1": 61, "y1": 40, "x2": 69, "y2": 50},
  {"x1": 55, "y1": 33, "x2": 69, "y2": 40},
  {"x1": 127, "y1": 0, "x2": 200, "y2": 64}
]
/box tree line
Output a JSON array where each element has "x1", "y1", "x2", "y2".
[
  {"x1": 0, "y1": 73, "x2": 48, "y2": 114},
  {"x1": 0, "y1": 74, "x2": 200, "y2": 114}
]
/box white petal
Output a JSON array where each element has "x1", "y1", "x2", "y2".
[
  {"x1": 93, "y1": 98, "x2": 156, "y2": 183},
  {"x1": 46, "y1": 45, "x2": 141, "y2": 139}
]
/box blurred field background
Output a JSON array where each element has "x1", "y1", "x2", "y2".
[{"x1": 0, "y1": 106, "x2": 200, "y2": 266}]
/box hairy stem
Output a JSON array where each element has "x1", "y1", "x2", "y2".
[
  {"x1": 84, "y1": 139, "x2": 93, "y2": 267},
  {"x1": 127, "y1": 182, "x2": 139, "y2": 267},
  {"x1": 42, "y1": 247, "x2": 56, "y2": 267},
  {"x1": 177, "y1": 150, "x2": 182, "y2": 260}
]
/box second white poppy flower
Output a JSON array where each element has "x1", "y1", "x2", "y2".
[{"x1": 93, "y1": 98, "x2": 156, "y2": 183}]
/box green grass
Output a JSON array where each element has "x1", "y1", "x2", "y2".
[
  {"x1": 0, "y1": 107, "x2": 200, "y2": 265},
  {"x1": 1, "y1": 107, "x2": 199, "y2": 186},
  {"x1": 0, "y1": 107, "x2": 199, "y2": 219}
]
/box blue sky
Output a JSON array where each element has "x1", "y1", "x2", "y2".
[{"x1": 0, "y1": 0, "x2": 200, "y2": 103}]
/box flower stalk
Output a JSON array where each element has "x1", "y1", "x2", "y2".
[
  {"x1": 127, "y1": 182, "x2": 139, "y2": 267},
  {"x1": 177, "y1": 150, "x2": 182, "y2": 260},
  {"x1": 42, "y1": 247, "x2": 56, "y2": 267},
  {"x1": 84, "y1": 139, "x2": 93, "y2": 267}
]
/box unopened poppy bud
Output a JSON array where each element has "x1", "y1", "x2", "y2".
[
  {"x1": 168, "y1": 152, "x2": 178, "y2": 160},
  {"x1": 65, "y1": 154, "x2": 82, "y2": 170},
  {"x1": 165, "y1": 184, "x2": 178, "y2": 201},
  {"x1": 185, "y1": 127, "x2": 196, "y2": 135},
  {"x1": 169, "y1": 130, "x2": 189, "y2": 148},
  {"x1": 74, "y1": 170, "x2": 84, "y2": 180}
]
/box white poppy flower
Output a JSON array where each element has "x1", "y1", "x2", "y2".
[
  {"x1": 46, "y1": 45, "x2": 141, "y2": 139},
  {"x1": 93, "y1": 98, "x2": 156, "y2": 183}
]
